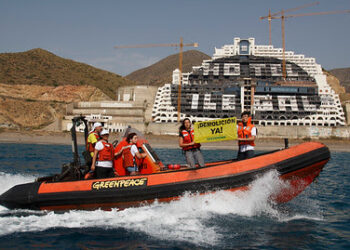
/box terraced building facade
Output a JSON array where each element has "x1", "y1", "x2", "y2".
[{"x1": 152, "y1": 38, "x2": 345, "y2": 126}]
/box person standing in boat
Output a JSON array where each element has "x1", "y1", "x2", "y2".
[
  {"x1": 237, "y1": 111, "x2": 256, "y2": 160},
  {"x1": 86, "y1": 122, "x2": 103, "y2": 158},
  {"x1": 179, "y1": 118, "x2": 205, "y2": 168},
  {"x1": 122, "y1": 133, "x2": 147, "y2": 175},
  {"x1": 91, "y1": 129, "x2": 115, "y2": 178}
]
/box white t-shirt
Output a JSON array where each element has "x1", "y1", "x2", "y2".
[
  {"x1": 130, "y1": 144, "x2": 138, "y2": 157},
  {"x1": 237, "y1": 125, "x2": 257, "y2": 152},
  {"x1": 95, "y1": 140, "x2": 113, "y2": 168}
]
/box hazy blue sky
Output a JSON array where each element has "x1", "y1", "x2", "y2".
[{"x1": 1, "y1": 0, "x2": 349, "y2": 76}]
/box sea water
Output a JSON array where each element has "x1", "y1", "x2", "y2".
[{"x1": 0, "y1": 143, "x2": 349, "y2": 249}]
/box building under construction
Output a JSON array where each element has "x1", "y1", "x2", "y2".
[{"x1": 152, "y1": 38, "x2": 345, "y2": 126}]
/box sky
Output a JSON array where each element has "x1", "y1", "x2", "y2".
[{"x1": 1, "y1": 0, "x2": 349, "y2": 76}]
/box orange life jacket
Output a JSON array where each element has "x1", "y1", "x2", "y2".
[
  {"x1": 237, "y1": 119, "x2": 256, "y2": 147},
  {"x1": 113, "y1": 139, "x2": 129, "y2": 176},
  {"x1": 122, "y1": 145, "x2": 135, "y2": 168},
  {"x1": 97, "y1": 140, "x2": 114, "y2": 161},
  {"x1": 86, "y1": 131, "x2": 100, "y2": 152},
  {"x1": 181, "y1": 128, "x2": 201, "y2": 151}
]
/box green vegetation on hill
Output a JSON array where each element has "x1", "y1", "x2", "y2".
[
  {"x1": 126, "y1": 50, "x2": 211, "y2": 86},
  {"x1": 0, "y1": 48, "x2": 135, "y2": 99},
  {"x1": 329, "y1": 67, "x2": 350, "y2": 93}
]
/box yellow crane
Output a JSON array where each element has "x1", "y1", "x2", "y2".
[
  {"x1": 114, "y1": 37, "x2": 198, "y2": 122},
  {"x1": 260, "y1": 2, "x2": 320, "y2": 45},
  {"x1": 261, "y1": 6, "x2": 350, "y2": 79}
]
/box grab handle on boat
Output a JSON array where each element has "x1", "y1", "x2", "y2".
[{"x1": 284, "y1": 138, "x2": 289, "y2": 149}]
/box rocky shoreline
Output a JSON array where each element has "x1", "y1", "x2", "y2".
[{"x1": 0, "y1": 130, "x2": 349, "y2": 152}]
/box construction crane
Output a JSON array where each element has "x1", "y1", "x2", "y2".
[
  {"x1": 114, "y1": 38, "x2": 198, "y2": 123},
  {"x1": 261, "y1": 7, "x2": 350, "y2": 79},
  {"x1": 260, "y1": 2, "x2": 320, "y2": 45}
]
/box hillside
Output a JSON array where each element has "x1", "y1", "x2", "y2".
[
  {"x1": 324, "y1": 71, "x2": 350, "y2": 104},
  {"x1": 0, "y1": 48, "x2": 135, "y2": 99},
  {"x1": 0, "y1": 83, "x2": 111, "y2": 129},
  {"x1": 329, "y1": 67, "x2": 350, "y2": 93},
  {"x1": 126, "y1": 50, "x2": 211, "y2": 86}
]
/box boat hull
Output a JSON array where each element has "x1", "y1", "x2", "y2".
[{"x1": 0, "y1": 142, "x2": 330, "y2": 211}]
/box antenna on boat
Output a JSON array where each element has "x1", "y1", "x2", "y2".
[
  {"x1": 71, "y1": 117, "x2": 82, "y2": 167},
  {"x1": 284, "y1": 138, "x2": 289, "y2": 149}
]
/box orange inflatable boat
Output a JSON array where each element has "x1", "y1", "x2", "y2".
[{"x1": 0, "y1": 117, "x2": 330, "y2": 211}]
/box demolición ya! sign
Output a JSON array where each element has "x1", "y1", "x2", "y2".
[{"x1": 194, "y1": 117, "x2": 237, "y2": 143}]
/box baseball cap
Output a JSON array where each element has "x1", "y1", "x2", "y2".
[
  {"x1": 93, "y1": 122, "x2": 102, "y2": 128},
  {"x1": 100, "y1": 129, "x2": 110, "y2": 136}
]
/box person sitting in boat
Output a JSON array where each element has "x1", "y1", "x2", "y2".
[
  {"x1": 122, "y1": 133, "x2": 147, "y2": 175},
  {"x1": 179, "y1": 118, "x2": 205, "y2": 168},
  {"x1": 237, "y1": 111, "x2": 256, "y2": 160},
  {"x1": 90, "y1": 129, "x2": 115, "y2": 178},
  {"x1": 86, "y1": 122, "x2": 103, "y2": 158}
]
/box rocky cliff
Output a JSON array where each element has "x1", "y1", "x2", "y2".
[
  {"x1": 325, "y1": 71, "x2": 350, "y2": 104},
  {"x1": 0, "y1": 83, "x2": 111, "y2": 129}
]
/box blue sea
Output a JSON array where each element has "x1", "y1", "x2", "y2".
[{"x1": 0, "y1": 143, "x2": 349, "y2": 249}]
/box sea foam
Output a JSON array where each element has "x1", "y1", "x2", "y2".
[
  {"x1": 0, "y1": 172, "x2": 36, "y2": 194},
  {"x1": 0, "y1": 170, "x2": 321, "y2": 246}
]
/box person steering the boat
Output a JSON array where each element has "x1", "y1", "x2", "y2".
[
  {"x1": 179, "y1": 118, "x2": 205, "y2": 168},
  {"x1": 90, "y1": 129, "x2": 115, "y2": 178},
  {"x1": 237, "y1": 111, "x2": 256, "y2": 160},
  {"x1": 86, "y1": 122, "x2": 103, "y2": 158},
  {"x1": 122, "y1": 133, "x2": 147, "y2": 175}
]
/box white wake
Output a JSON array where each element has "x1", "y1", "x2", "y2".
[{"x1": 0, "y1": 170, "x2": 322, "y2": 245}]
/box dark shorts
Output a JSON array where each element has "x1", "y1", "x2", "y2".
[
  {"x1": 95, "y1": 167, "x2": 115, "y2": 179},
  {"x1": 237, "y1": 150, "x2": 255, "y2": 161}
]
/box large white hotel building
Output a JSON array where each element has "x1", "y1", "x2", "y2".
[{"x1": 152, "y1": 37, "x2": 345, "y2": 126}]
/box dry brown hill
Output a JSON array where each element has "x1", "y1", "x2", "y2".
[
  {"x1": 0, "y1": 48, "x2": 135, "y2": 99},
  {"x1": 325, "y1": 68, "x2": 350, "y2": 104},
  {"x1": 0, "y1": 83, "x2": 111, "y2": 129},
  {"x1": 325, "y1": 72, "x2": 350, "y2": 104},
  {"x1": 126, "y1": 50, "x2": 211, "y2": 86},
  {"x1": 329, "y1": 67, "x2": 350, "y2": 93}
]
